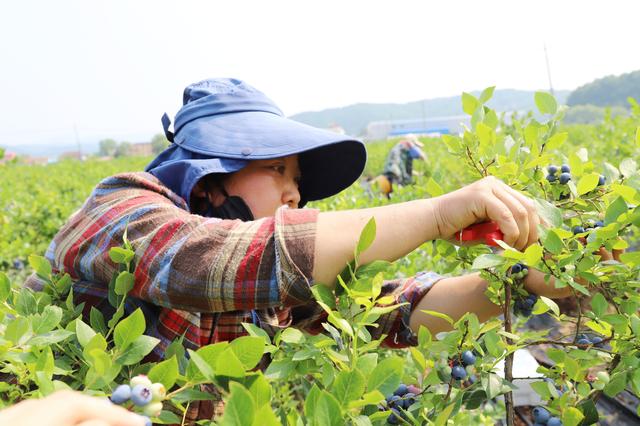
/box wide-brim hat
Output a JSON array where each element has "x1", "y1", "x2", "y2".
[{"x1": 146, "y1": 78, "x2": 366, "y2": 209}]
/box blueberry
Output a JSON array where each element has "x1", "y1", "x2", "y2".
[
  {"x1": 533, "y1": 406, "x2": 551, "y2": 423},
  {"x1": 12, "y1": 259, "x2": 25, "y2": 270},
  {"x1": 577, "y1": 338, "x2": 591, "y2": 346},
  {"x1": 387, "y1": 411, "x2": 400, "y2": 424},
  {"x1": 407, "y1": 385, "x2": 421, "y2": 394},
  {"x1": 561, "y1": 164, "x2": 571, "y2": 173},
  {"x1": 546, "y1": 174, "x2": 558, "y2": 183},
  {"x1": 547, "y1": 165, "x2": 558, "y2": 175},
  {"x1": 591, "y1": 336, "x2": 603, "y2": 346},
  {"x1": 393, "y1": 384, "x2": 408, "y2": 396},
  {"x1": 559, "y1": 172, "x2": 571, "y2": 184},
  {"x1": 524, "y1": 297, "x2": 536, "y2": 308},
  {"x1": 548, "y1": 417, "x2": 563, "y2": 426},
  {"x1": 110, "y1": 384, "x2": 131, "y2": 405},
  {"x1": 572, "y1": 226, "x2": 585, "y2": 234},
  {"x1": 452, "y1": 365, "x2": 467, "y2": 380},
  {"x1": 461, "y1": 350, "x2": 476, "y2": 366},
  {"x1": 402, "y1": 393, "x2": 416, "y2": 408},
  {"x1": 130, "y1": 384, "x2": 153, "y2": 406},
  {"x1": 511, "y1": 263, "x2": 523, "y2": 274},
  {"x1": 468, "y1": 374, "x2": 477, "y2": 384},
  {"x1": 595, "y1": 220, "x2": 604, "y2": 228},
  {"x1": 598, "y1": 175, "x2": 606, "y2": 186}
]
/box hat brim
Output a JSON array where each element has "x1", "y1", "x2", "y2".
[{"x1": 173, "y1": 111, "x2": 367, "y2": 203}]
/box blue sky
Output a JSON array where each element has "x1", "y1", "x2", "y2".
[{"x1": 1, "y1": 0, "x2": 639, "y2": 147}]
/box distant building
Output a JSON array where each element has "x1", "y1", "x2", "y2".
[
  {"x1": 365, "y1": 115, "x2": 470, "y2": 141},
  {"x1": 59, "y1": 151, "x2": 84, "y2": 161},
  {"x1": 0, "y1": 151, "x2": 17, "y2": 164},
  {"x1": 21, "y1": 156, "x2": 49, "y2": 166},
  {"x1": 128, "y1": 142, "x2": 153, "y2": 157}
]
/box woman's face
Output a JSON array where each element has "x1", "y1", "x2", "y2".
[{"x1": 219, "y1": 155, "x2": 302, "y2": 219}]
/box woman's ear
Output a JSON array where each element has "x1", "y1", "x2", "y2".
[{"x1": 191, "y1": 180, "x2": 208, "y2": 198}]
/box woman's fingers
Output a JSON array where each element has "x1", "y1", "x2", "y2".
[
  {"x1": 504, "y1": 186, "x2": 541, "y2": 246},
  {"x1": 491, "y1": 187, "x2": 530, "y2": 250}
]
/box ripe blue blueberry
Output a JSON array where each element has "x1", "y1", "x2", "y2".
[
  {"x1": 387, "y1": 410, "x2": 400, "y2": 424},
  {"x1": 547, "y1": 417, "x2": 563, "y2": 426},
  {"x1": 110, "y1": 384, "x2": 131, "y2": 405},
  {"x1": 572, "y1": 226, "x2": 584, "y2": 234},
  {"x1": 452, "y1": 365, "x2": 467, "y2": 380},
  {"x1": 461, "y1": 350, "x2": 476, "y2": 366},
  {"x1": 594, "y1": 220, "x2": 604, "y2": 228},
  {"x1": 577, "y1": 338, "x2": 591, "y2": 346},
  {"x1": 591, "y1": 336, "x2": 603, "y2": 346},
  {"x1": 559, "y1": 172, "x2": 571, "y2": 184},
  {"x1": 561, "y1": 164, "x2": 570, "y2": 173},
  {"x1": 393, "y1": 384, "x2": 408, "y2": 396},
  {"x1": 130, "y1": 384, "x2": 153, "y2": 406},
  {"x1": 598, "y1": 175, "x2": 606, "y2": 186},
  {"x1": 533, "y1": 406, "x2": 551, "y2": 423},
  {"x1": 402, "y1": 393, "x2": 416, "y2": 409},
  {"x1": 547, "y1": 165, "x2": 558, "y2": 175},
  {"x1": 511, "y1": 263, "x2": 523, "y2": 274},
  {"x1": 546, "y1": 174, "x2": 557, "y2": 183}
]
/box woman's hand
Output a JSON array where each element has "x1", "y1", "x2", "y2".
[
  {"x1": 433, "y1": 176, "x2": 540, "y2": 251},
  {"x1": 524, "y1": 247, "x2": 624, "y2": 298},
  {"x1": 0, "y1": 390, "x2": 146, "y2": 426}
]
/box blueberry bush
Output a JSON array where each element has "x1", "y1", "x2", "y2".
[{"x1": 1, "y1": 90, "x2": 639, "y2": 425}]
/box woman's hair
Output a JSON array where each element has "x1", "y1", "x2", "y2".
[{"x1": 189, "y1": 173, "x2": 227, "y2": 215}]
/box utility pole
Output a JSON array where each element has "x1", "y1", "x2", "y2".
[{"x1": 544, "y1": 44, "x2": 554, "y2": 96}]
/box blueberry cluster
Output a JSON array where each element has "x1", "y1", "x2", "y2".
[
  {"x1": 384, "y1": 384, "x2": 420, "y2": 424},
  {"x1": 545, "y1": 164, "x2": 572, "y2": 184},
  {"x1": 514, "y1": 293, "x2": 538, "y2": 317},
  {"x1": 576, "y1": 333, "x2": 604, "y2": 348},
  {"x1": 110, "y1": 375, "x2": 165, "y2": 425},
  {"x1": 572, "y1": 219, "x2": 604, "y2": 235},
  {"x1": 510, "y1": 263, "x2": 529, "y2": 279},
  {"x1": 451, "y1": 350, "x2": 477, "y2": 382},
  {"x1": 532, "y1": 406, "x2": 562, "y2": 425}
]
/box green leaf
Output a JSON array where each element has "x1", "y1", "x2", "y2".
[
  {"x1": 28, "y1": 255, "x2": 51, "y2": 278},
  {"x1": 523, "y1": 244, "x2": 543, "y2": 266},
  {"x1": 356, "y1": 217, "x2": 376, "y2": 258},
  {"x1": 426, "y1": 177, "x2": 444, "y2": 197},
  {"x1": 229, "y1": 336, "x2": 266, "y2": 370},
  {"x1": 636, "y1": 126, "x2": 640, "y2": 147},
  {"x1": 434, "y1": 403, "x2": 456, "y2": 426},
  {"x1": 367, "y1": 356, "x2": 403, "y2": 396},
  {"x1": 89, "y1": 307, "x2": 108, "y2": 336},
  {"x1": 116, "y1": 335, "x2": 159, "y2": 365},
  {"x1": 109, "y1": 246, "x2": 135, "y2": 264},
  {"x1": 0, "y1": 272, "x2": 10, "y2": 302},
  {"x1": 114, "y1": 271, "x2": 135, "y2": 296},
  {"x1": 577, "y1": 399, "x2": 599, "y2": 425},
  {"x1": 420, "y1": 310, "x2": 454, "y2": 325},
  {"x1": 603, "y1": 372, "x2": 627, "y2": 397},
  {"x1": 246, "y1": 374, "x2": 271, "y2": 409},
  {"x1": 478, "y1": 86, "x2": 496, "y2": 104},
  {"x1": 113, "y1": 308, "x2": 145, "y2": 351},
  {"x1": 577, "y1": 173, "x2": 601, "y2": 195},
  {"x1": 543, "y1": 230, "x2": 564, "y2": 255},
  {"x1": 545, "y1": 132, "x2": 568, "y2": 150},
  {"x1": 462, "y1": 92, "x2": 479, "y2": 115},
  {"x1": 531, "y1": 380, "x2": 556, "y2": 399},
  {"x1": 219, "y1": 382, "x2": 256, "y2": 426},
  {"x1": 187, "y1": 349, "x2": 215, "y2": 381},
  {"x1": 562, "y1": 406, "x2": 585, "y2": 426},
  {"x1": 331, "y1": 369, "x2": 366, "y2": 407},
  {"x1": 311, "y1": 284, "x2": 337, "y2": 310},
  {"x1": 471, "y1": 254, "x2": 505, "y2": 270},
  {"x1": 535, "y1": 91, "x2": 558, "y2": 115},
  {"x1": 280, "y1": 327, "x2": 305, "y2": 344},
  {"x1": 33, "y1": 305, "x2": 63, "y2": 334},
  {"x1": 148, "y1": 355, "x2": 179, "y2": 389},
  {"x1": 264, "y1": 359, "x2": 294, "y2": 380},
  {"x1": 311, "y1": 391, "x2": 342, "y2": 426},
  {"x1": 216, "y1": 348, "x2": 246, "y2": 378},
  {"x1": 539, "y1": 296, "x2": 560, "y2": 316},
  {"x1": 75, "y1": 319, "x2": 97, "y2": 347},
  {"x1": 535, "y1": 198, "x2": 563, "y2": 227},
  {"x1": 605, "y1": 196, "x2": 628, "y2": 224},
  {"x1": 28, "y1": 329, "x2": 74, "y2": 346},
  {"x1": 481, "y1": 373, "x2": 503, "y2": 399},
  {"x1": 620, "y1": 158, "x2": 637, "y2": 177},
  {"x1": 5, "y1": 316, "x2": 30, "y2": 344},
  {"x1": 252, "y1": 405, "x2": 280, "y2": 426},
  {"x1": 591, "y1": 293, "x2": 608, "y2": 318}
]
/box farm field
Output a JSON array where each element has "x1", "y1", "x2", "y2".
[{"x1": 1, "y1": 92, "x2": 639, "y2": 425}]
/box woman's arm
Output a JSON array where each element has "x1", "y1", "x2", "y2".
[{"x1": 313, "y1": 176, "x2": 540, "y2": 286}]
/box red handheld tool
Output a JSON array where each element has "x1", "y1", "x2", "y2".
[{"x1": 459, "y1": 221, "x2": 504, "y2": 246}]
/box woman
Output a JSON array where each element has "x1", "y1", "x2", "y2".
[{"x1": 25, "y1": 78, "x2": 583, "y2": 422}]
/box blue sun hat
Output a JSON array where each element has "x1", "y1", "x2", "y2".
[{"x1": 146, "y1": 78, "x2": 367, "y2": 209}]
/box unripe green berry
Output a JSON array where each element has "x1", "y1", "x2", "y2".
[
  {"x1": 596, "y1": 371, "x2": 610, "y2": 384},
  {"x1": 150, "y1": 383, "x2": 166, "y2": 402},
  {"x1": 130, "y1": 374, "x2": 152, "y2": 388},
  {"x1": 592, "y1": 381, "x2": 605, "y2": 390},
  {"x1": 143, "y1": 401, "x2": 163, "y2": 417}
]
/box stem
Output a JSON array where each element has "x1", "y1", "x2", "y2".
[{"x1": 504, "y1": 283, "x2": 515, "y2": 426}]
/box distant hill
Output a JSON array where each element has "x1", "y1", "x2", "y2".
[
  {"x1": 567, "y1": 70, "x2": 640, "y2": 108},
  {"x1": 290, "y1": 89, "x2": 569, "y2": 136}
]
